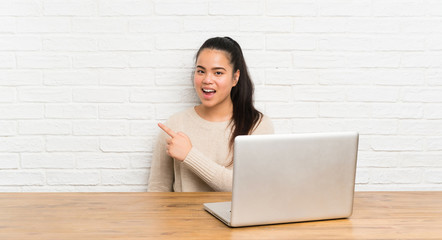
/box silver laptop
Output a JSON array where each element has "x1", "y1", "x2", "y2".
[{"x1": 204, "y1": 132, "x2": 359, "y2": 227}]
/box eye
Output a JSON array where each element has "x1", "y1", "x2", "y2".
[
  {"x1": 215, "y1": 71, "x2": 223, "y2": 76},
  {"x1": 196, "y1": 69, "x2": 205, "y2": 74}
]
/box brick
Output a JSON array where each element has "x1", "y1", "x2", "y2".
[
  {"x1": 245, "y1": 51, "x2": 291, "y2": 68},
  {"x1": 372, "y1": 69, "x2": 424, "y2": 86},
  {"x1": 183, "y1": 17, "x2": 238, "y2": 32},
  {"x1": 130, "y1": 87, "x2": 196, "y2": 103},
  {"x1": 101, "y1": 169, "x2": 149, "y2": 185},
  {"x1": 19, "y1": 120, "x2": 72, "y2": 135},
  {"x1": 0, "y1": 121, "x2": 16, "y2": 136},
  {"x1": 319, "y1": 70, "x2": 373, "y2": 85},
  {"x1": 425, "y1": 170, "x2": 442, "y2": 183},
  {"x1": 43, "y1": 0, "x2": 97, "y2": 16},
  {"x1": 17, "y1": 17, "x2": 70, "y2": 32},
  {"x1": 426, "y1": 137, "x2": 442, "y2": 151},
  {"x1": 72, "y1": 18, "x2": 126, "y2": 33},
  {"x1": 370, "y1": 168, "x2": 422, "y2": 184},
  {"x1": 426, "y1": 70, "x2": 442, "y2": 86},
  {"x1": 100, "y1": 137, "x2": 152, "y2": 152},
  {"x1": 293, "y1": 18, "x2": 347, "y2": 33},
  {"x1": 401, "y1": 53, "x2": 442, "y2": 68},
  {"x1": 0, "y1": 104, "x2": 44, "y2": 119},
  {"x1": 18, "y1": 87, "x2": 71, "y2": 103},
  {"x1": 373, "y1": 103, "x2": 423, "y2": 119},
  {"x1": 293, "y1": 86, "x2": 346, "y2": 102},
  {"x1": 100, "y1": 69, "x2": 155, "y2": 86},
  {"x1": 0, "y1": 172, "x2": 44, "y2": 186},
  {"x1": 0, "y1": 18, "x2": 15, "y2": 32},
  {"x1": 43, "y1": 37, "x2": 97, "y2": 51},
  {"x1": 129, "y1": 17, "x2": 182, "y2": 33},
  {"x1": 373, "y1": 0, "x2": 427, "y2": 16},
  {"x1": 209, "y1": 0, "x2": 263, "y2": 15},
  {"x1": 99, "y1": 0, "x2": 153, "y2": 16},
  {"x1": 44, "y1": 70, "x2": 99, "y2": 85},
  {"x1": 0, "y1": 0, "x2": 41, "y2": 16},
  {"x1": 428, "y1": 0, "x2": 442, "y2": 16},
  {"x1": 129, "y1": 51, "x2": 195, "y2": 68},
  {"x1": 0, "y1": 71, "x2": 43, "y2": 86},
  {"x1": 266, "y1": 0, "x2": 316, "y2": 16},
  {"x1": 0, "y1": 36, "x2": 41, "y2": 51},
  {"x1": 427, "y1": 35, "x2": 442, "y2": 50},
  {"x1": 399, "y1": 153, "x2": 442, "y2": 167},
  {"x1": 73, "y1": 87, "x2": 128, "y2": 103},
  {"x1": 73, "y1": 53, "x2": 128, "y2": 68},
  {"x1": 98, "y1": 36, "x2": 154, "y2": 51},
  {"x1": 255, "y1": 86, "x2": 291, "y2": 102},
  {"x1": 155, "y1": 0, "x2": 208, "y2": 16},
  {"x1": 240, "y1": 17, "x2": 292, "y2": 32},
  {"x1": 319, "y1": 36, "x2": 372, "y2": 51},
  {"x1": 76, "y1": 153, "x2": 130, "y2": 169},
  {"x1": 319, "y1": 0, "x2": 371, "y2": 16},
  {"x1": 347, "y1": 18, "x2": 400, "y2": 33},
  {"x1": 346, "y1": 53, "x2": 401, "y2": 68},
  {"x1": 0, "y1": 54, "x2": 15, "y2": 68},
  {"x1": 267, "y1": 35, "x2": 316, "y2": 50},
  {"x1": 373, "y1": 36, "x2": 425, "y2": 51},
  {"x1": 155, "y1": 34, "x2": 209, "y2": 50},
  {"x1": 0, "y1": 153, "x2": 19, "y2": 169},
  {"x1": 46, "y1": 137, "x2": 98, "y2": 152},
  {"x1": 357, "y1": 152, "x2": 398, "y2": 168},
  {"x1": 424, "y1": 104, "x2": 442, "y2": 119},
  {"x1": 99, "y1": 104, "x2": 155, "y2": 119},
  {"x1": 402, "y1": 88, "x2": 442, "y2": 103},
  {"x1": 401, "y1": 19, "x2": 442, "y2": 33},
  {"x1": 370, "y1": 136, "x2": 424, "y2": 151},
  {"x1": 398, "y1": 120, "x2": 442, "y2": 135},
  {"x1": 17, "y1": 54, "x2": 70, "y2": 69},
  {"x1": 346, "y1": 87, "x2": 399, "y2": 102},
  {"x1": 130, "y1": 120, "x2": 162, "y2": 136},
  {"x1": 129, "y1": 153, "x2": 151, "y2": 168},
  {"x1": 355, "y1": 168, "x2": 369, "y2": 184},
  {"x1": 271, "y1": 119, "x2": 292, "y2": 134},
  {"x1": 0, "y1": 87, "x2": 16, "y2": 102},
  {"x1": 292, "y1": 53, "x2": 346, "y2": 68},
  {"x1": 73, "y1": 120, "x2": 128, "y2": 136},
  {"x1": 155, "y1": 69, "x2": 194, "y2": 86},
  {"x1": 0, "y1": 137, "x2": 44, "y2": 152},
  {"x1": 266, "y1": 103, "x2": 318, "y2": 118},
  {"x1": 46, "y1": 171, "x2": 100, "y2": 185},
  {"x1": 21, "y1": 153, "x2": 75, "y2": 169},
  {"x1": 319, "y1": 103, "x2": 371, "y2": 118},
  {"x1": 45, "y1": 104, "x2": 98, "y2": 119}
]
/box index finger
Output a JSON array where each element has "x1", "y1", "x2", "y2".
[{"x1": 158, "y1": 123, "x2": 177, "y2": 138}]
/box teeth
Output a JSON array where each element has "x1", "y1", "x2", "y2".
[{"x1": 203, "y1": 89, "x2": 215, "y2": 93}]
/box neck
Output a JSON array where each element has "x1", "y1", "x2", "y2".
[{"x1": 195, "y1": 103, "x2": 233, "y2": 122}]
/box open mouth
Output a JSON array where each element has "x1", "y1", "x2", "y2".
[{"x1": 202, "y1": 88, "x2": 216, "y2": 94}]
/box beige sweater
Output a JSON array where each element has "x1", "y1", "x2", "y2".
[{"x1": 147, "y1": 107, "x2": 274, "y2": 192}]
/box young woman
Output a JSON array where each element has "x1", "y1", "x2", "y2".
[{"x1": 147, "y1": 37, "x2": 274, "y2": 192}]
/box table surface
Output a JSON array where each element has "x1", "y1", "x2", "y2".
[{"x1": 0, "y1": 191, "x2": 441, "y2": 240}]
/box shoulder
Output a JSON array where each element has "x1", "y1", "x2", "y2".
[{"x1": 252, "y1": 114, "x2": 274, "y2": 135}]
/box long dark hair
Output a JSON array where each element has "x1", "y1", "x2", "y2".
[{"x1": 195, "y1": 37, "x2": 263, "y2": 149}]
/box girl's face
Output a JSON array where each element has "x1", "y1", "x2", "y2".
[{"x1": 194, "y1": 49, "x2": 239, "y2": 111}]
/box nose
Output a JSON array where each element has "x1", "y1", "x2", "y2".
[{"x1": 202, "y1": 73, "x2": 213, "y2": 84}]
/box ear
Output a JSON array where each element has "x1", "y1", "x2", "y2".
[{"x1": 233, "y1": 69, "x2": 240, "y2": 87}]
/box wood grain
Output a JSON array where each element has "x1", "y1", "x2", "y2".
[{"x1": 0, "y1": 192, "x2": 441, "y2": 240}]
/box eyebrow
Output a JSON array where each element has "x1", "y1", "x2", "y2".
[{"x1": 196, "y1": 65, "x2": 227, "y2": 71}]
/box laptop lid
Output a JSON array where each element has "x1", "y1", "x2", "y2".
[{"x1": 229, "y1": 132, "x2": 359, "y2": 227}]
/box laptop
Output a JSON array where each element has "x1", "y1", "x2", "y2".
[{"x1": 204, "y1": 132, "x2": 359, "y2": 227}]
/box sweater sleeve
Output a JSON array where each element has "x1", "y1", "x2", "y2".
[
  {"x1": 183, "y1": 115, "x2": 274, "y2": 192},
  {"x1": 147, "y1": 131, "x2": 175, "y2": 192}
]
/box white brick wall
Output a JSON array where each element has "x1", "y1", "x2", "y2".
[{"x1": 0, "y1": 0, "x2": 441, "y2": 192}]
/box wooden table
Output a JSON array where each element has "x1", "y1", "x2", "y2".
[{"x1": 0, "y1": 192, "x2": 441, "y2": 240}]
